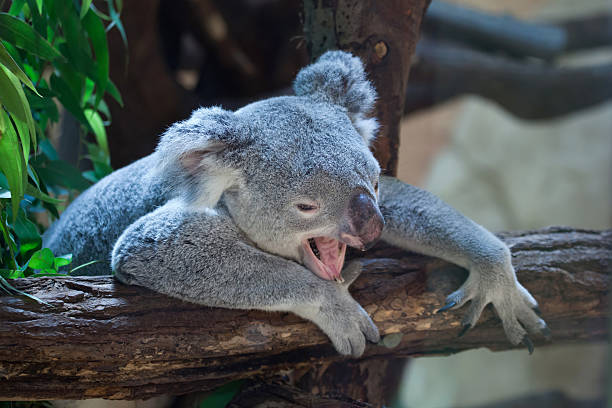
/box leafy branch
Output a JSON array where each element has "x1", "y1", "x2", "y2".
[{"x1": 0, "y1": 0, "x2": 125, "y2": 290}]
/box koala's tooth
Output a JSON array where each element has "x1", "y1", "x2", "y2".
[{"x1": 335, "y1": 275, "x2": 345, "y2": 283}]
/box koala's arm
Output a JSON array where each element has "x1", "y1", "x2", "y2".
[
  {"x1": 379, "y1": 176, "x2": 549, "y2": 349},
  {"x1": 111, "y1": 200, "x2": 379, "y2": 357}
]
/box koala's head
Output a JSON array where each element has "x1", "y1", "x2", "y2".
[{"x1": 156, "y1": 51, "x2": 383, "y2": 282}]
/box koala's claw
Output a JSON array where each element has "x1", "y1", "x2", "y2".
[
  {"x1": 541, "y1": 325, "x2": 552, "y2": 340},
  {"x1": 457, "y1": 324, "x2": 471, "y2": 338},
  {"x1": 341, "y1": 260, "x2": 365, "y2": 287},
  {"x1": 436, "y1": 300, "x2": 456, "y2": 313},
  {"x1": 440, "y1": 271, "x2": 549, "y2": 353},
  {"x1": 522, "y1": 336, "x2": 534, "y2": 355},
  {"x1": 533, "y1": 306, "x2": 542, "y2": 317}
]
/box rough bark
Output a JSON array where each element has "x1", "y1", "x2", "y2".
[
  {"x1": 0, "y1": 227, "x2": 608, "y2": 400},
  {"x1": 291, "y1": 357, "x2": 407, "y2": 405},
  {"x1": 226, "y1": 380, "x2": 374, "y2": 407},
  {"x1": 303, "y1": 0, "x2": 431, "y2": 176}
]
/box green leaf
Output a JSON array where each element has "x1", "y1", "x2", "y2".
[
  {"x1": 28, "y1": 247, "x2": 54, "y2": 269},
  {"x1": 82, "y1": 77, "x2": 95, "y2": 105},
  {"x1": 0, "y1": 110, "x2": 25, "y2": 220},
  {"x1": 33, "y1": 158, "x2": 92, "y2": 191},
  {"x1": 85, "y1": 109, "x2": 109, "y2": 156},
  {"x1": 198, "y1": 381, "x2": 244, "y2": 408},
  {"x1": 8, "y1": 0, "x2": 27, "y2": 16},
  {"x1": 11, "y1": 208, "x2": 41, "y2": 254},
  {"x1": 0, "y1": 13, "x2": 63, "y2": 60},
  {"x1": 107, "y1": 0, "x2": 127, "y2": 48},
  {"x1": 90, "y1": 4, "x2": 111, "y2": 21},
  {"x1": 27, "y1": 164, "x2": 40, "y2": 189},
  {"x1": 25, "y1": 182, "x2": 64, "y2": 204},
  {"x1": 69, "y1": 259, "x2": 105, "y2": 274},
  {"x1": 22, "y1": 62, "x2": 39, "y2": 84},
  {"x1": 11, "y1": 113, "x2": 31, "y2": 165},
  {"x1": 54, "y1": 58, "x2": 87, "y2": 103},
  {"x1": 50, "y1": 74, "x2": 90, "y2": 128},
  {"x1": 54, "y1": 253, "x2": 72, "y2": 269},
  {"x1": 25, "y1": 0, "x2": 46, "y2": 37},
  {"x1": 0, "y1": 64, "x2": 36, "y2": 155},
  {"x1": 106, "y1": 79, "x2": 123, "y2": 107},
  {"x1": 80, "y1": 0, "x2": 94, "y2": 19},
  {"x1": 27, "y1": 90, "x2": 59, "y2": 122},
  {"x1": 39, "y1": 139, "x2": 59, "y2": 161},
  {"x1": 0, "y1": 42, "x2": 39, "y2": 95},
  {"x1": 0, "y1": 64, "x2": 31, "y2": 126},
  {"x1": 83, "y1": 10, "x2": 109, "y2": 106},
  {"x1": 0, "y1": 206, "x2": 18, "y2": 257},
  {"x1": 54, "y1": 1, "x2": 100, "y2": 91}
]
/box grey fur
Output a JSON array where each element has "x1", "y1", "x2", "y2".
[{"x1": 44, "y1": 51, "x2": 546, "y2": 356}]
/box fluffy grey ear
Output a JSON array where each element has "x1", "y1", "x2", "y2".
[
  {"x1": 293, "y1": 50, "x2": 379, "y2": 144},
  {"x1": 156, "y1": 107, "x2": 245, "y2": 208}
]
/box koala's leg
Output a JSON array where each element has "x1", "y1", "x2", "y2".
[
  {"x1": 111, "y1": 200, "x2": 379, "y2": 357},
  {"x1": 379, "y1": 176, "x2": 549, "y2": 350}
]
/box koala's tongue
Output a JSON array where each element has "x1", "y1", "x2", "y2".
[{"x1": 314, "y1": 237, "x2": 346, "y2": 281}]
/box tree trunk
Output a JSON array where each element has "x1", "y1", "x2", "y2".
[
  {"x1": 0, "y1": 227, "x2": 608, "y2": 400},
  {"x1": 302, "y1": 2, "x2": 430, "y2": 403},
  {"x1": 303, "y1": 0, "x2": 431, "y2": 176}
]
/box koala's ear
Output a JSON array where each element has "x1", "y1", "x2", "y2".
[
  {"x1": 156, "y1": 107, "x2": 245, "y2": 207},
  {"x1": 293, "y1": 50, "x2": 379, "y2": 145}
]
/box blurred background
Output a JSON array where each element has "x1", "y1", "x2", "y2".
[{"x1": 51, "y1": 0, "x2": 611, "y2": 407}]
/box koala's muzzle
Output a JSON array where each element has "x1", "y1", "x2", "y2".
[{"x1": 341, "y1": 192, "x2": 384, "y2": 250}]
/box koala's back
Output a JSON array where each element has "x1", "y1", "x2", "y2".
[{"x1": 43, "y1": 154, "x2": 168, "y2": 275}]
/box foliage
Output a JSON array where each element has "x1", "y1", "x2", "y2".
[
  {"x1": 0, "y1": 402, "x2": 54, "y2": 408},
  {"x1": 198, "y1": 381, "x2": 244, "y2": 408},
  {"x1": 0, "y1": 0, "x2": 125, "y2": 294}
]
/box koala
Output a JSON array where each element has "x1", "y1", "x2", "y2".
[{"x1": 43, "y1": 51, "x2": 549, "y2": 357}]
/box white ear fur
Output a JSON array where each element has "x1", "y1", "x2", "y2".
[
  {"x1": 178, "y1": 143, "x2": 242, "y2": 208},
  {"x1": 155, "y1": 107, "x2": 245, "y2": 208},
  {"x1": 351, "y1": 114, "x2": 379, "y2": 146},
  {"x1": 193, "y1": 162, "x2": 242, "y2": 209}
]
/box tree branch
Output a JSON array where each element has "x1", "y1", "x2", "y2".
[{"x1": 0, "y1": 227, "x2": 609, "y2": 400}]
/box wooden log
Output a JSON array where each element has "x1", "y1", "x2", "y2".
[
  {"x1": 423, "y1": 3, "x2": 612, "y2": 58},
  {"x1": 0, "y1": 227, "x2": 608, "y2": 400},
  {"x1": 303, "y1": 0, "x2": 432, "y2": 176},
  {"x1": 405, "y1": 38, "x2": 612, "y2": 119},
  {"x1": 422, "y1": 0, "x2": 567, "y2": 60},
  {"x1": 562, "y1": 14, "x2": 612, "y2": 52}
]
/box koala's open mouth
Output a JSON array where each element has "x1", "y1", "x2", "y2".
[{"x1": 301, "y1": 237, "x2": 347, "y2": 282}]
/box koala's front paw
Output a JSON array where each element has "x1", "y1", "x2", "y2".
[
  {"x1": 438, "y1": 264, "x2": 550, "y2": 353},
  {"x1": 315, "y1": 263, "x2": 380, "y2": 357},
  {"x1": 318, "y1": 295, "x2": 380, "y2": 357}
]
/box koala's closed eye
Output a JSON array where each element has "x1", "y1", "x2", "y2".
[{"x1": 296, "y1": 203, "x2": 319, "y2": 213}]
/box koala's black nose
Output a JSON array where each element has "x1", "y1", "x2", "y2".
[{"x1": 341, "y1": 192, "x2": 385, "y2": 250}]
